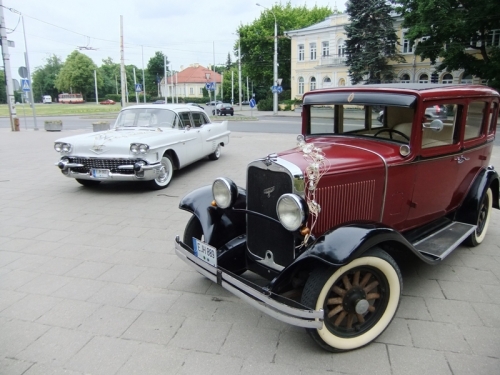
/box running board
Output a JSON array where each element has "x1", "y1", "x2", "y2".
[{"x1": 412, "y1": 222, "x2": 476, "y2": 261}]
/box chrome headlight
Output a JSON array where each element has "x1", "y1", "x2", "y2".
[
  {"x1": 130, "y1": 143, "x2": 149, "y2": 154},
  {"x1": 212, "y1": 177, "x2": 238, "y2": 209},
  {"x1": 276, "y1": 194, "x2": 308, "y2": 231},
  {"x1": 54, "y1": 142, "x2": 72, "y2": 153}
]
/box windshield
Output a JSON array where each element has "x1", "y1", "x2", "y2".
[
  {"x1": 308, "y1": 104, "x2": 415, "y2": 144},
  {"x1": 114, "y1": 108, "x2": 178, "y2": 128}
]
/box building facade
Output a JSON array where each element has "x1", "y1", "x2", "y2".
[
  {"x1": 285, "y1": 13, "x2": 488, "y2": 100},
  {"x1": 160, "y1": 63, "x2": 221, "y2": 99}
]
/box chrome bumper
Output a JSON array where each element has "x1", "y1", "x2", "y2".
[
  {"x1": 174, "y1": 236, "x2": 324, "y2": 329},
  {"x1": 55, "y1": 160, "x2": 162, "y2": 181}
]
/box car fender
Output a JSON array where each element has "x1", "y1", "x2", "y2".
[
  {"x1": 269, "y1": 223, "x2": 425, "y2": 293},
  {"x1": 455, "y1": 167, "x2": 500, "y2": 225},
  {"x1": 179, "y1": 185, "x2": 247, "y2": 248}
]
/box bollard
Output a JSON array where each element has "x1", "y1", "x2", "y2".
[{"x1": 14, "y1": 117, "x2": 20, "y2": 131}]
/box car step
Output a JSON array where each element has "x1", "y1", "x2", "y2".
[{"x1": 412, "y1": 222, "x2": 476, "y2": 260}]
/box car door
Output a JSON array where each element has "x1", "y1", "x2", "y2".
[
  {"x1": 405, "y1": 101, "x2": 462, "y2": 226},
  {"x1": 175, "y1": 111, "x2": 203, "y2": 166}
]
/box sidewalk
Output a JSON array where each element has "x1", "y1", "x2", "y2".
[{"x1": 0, "y1": 128, "x2": 499, "y2": 375}]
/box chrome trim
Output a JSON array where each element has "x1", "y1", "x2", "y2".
[
  {"x1": 334, "y1": 144, "x2": 388, "y2": 222},
  {"x1": 256, "y1": 251, "x2": 285, "y2": 271},
  {"x1": 248, "y1": 156, "x2": 305, "y2": 196},
  {"x1": 61, "y1": 165, "x2": 162, "y2": 181},
  {"x1": 175, "y1": 236, "x2": 323, "y2": 329}
]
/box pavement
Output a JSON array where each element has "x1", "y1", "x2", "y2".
[{"x1": 0, "y1": 125, "x2": 499, "y2": 375}]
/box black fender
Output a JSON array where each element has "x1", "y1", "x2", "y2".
[
  {"x1": 455, "y1": 167, "x2": 500, "y2": 225},
  {"x1": 179, "y1": 185, "x2": 247, "y2": 248},
  {"x1": 269, "y1": 223, "x2": 429, "y2": 293}
]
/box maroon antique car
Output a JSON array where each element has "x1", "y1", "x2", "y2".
[{"x1": 174, "y1": 84, "x2": 499, "y2": 351}]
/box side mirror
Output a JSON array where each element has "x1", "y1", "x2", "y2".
[{"x1": 423, "y1": 119, "x2": 444, "y2": 132}]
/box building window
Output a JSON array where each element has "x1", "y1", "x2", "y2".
[
  {"x1": 461, "y1": 74, "x2": 473, "y2": 84},
  {"x1": 338, "y1": 39, "x2": 346, "y2": 56},
  {"x1": 310, "y1": 77, "x2": 316, "y2": 91},
  {"x1": 418, "y1": 73, "x2": 429, "y2": 83},
  {"x1": 298, "y1": 77, "x2": 304, "y2": 94},
  {"x1": 323, "y1": 77, "x2": 332, "y2": 88},
  {"x1": 190, "y1": 87, "x2": 194, "y2": 95},
  {"x1": 488, "y1": 29, "x2": 500, "y2": 46},
  {"x1": 442, "y1": 73, "x2": 453, "y2": 84},
  {"x1": 400, "y1": 73, "x2": 410, "y2": 83},
  {"x1": 298, "y1": 44, "x2": 304, "y2": 61},
  {"x1": 310, "y1": 43, "x2": 317, "y2": 60},
  {"x1": 403, "y1": 32, "x2": 413, "y2": 53},
  {"x1": 338, "y1": 78, "x2": 346, "y2": 86},
  {"x1": 322, "y1": 41, "x2": 329, "y2": 57}
]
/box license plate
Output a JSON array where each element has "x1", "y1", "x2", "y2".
[
  {"x1": 192, "y1": 238, "x2": 217, "y2": 267},
  {"x1": 91, "y1": 169, "x2": 110, "y2": 178}
]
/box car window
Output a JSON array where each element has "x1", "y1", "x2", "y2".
[
  {"x1": 464, "y1": 101, "x2": 487, "y2": 140},
  {"x1": 421, "y1": 103, "x2": 461, "y2": 149},
  {"x1": 191, "y1": 112, "x2": 207, "y2": 127},
  {"x1": 179, "y1": 112, "x2": 193, "y2": 128},
  {"x1": 489, "y1": 102, "x2": 499, "y2": 135}
]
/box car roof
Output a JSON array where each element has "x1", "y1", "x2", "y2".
[{"x1": 120, "y1": 104, "x2": 205, "y2": 112}]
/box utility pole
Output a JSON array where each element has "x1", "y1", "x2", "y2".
[
  {"x1": 94, "y1": 70, "x2": 98, "y2": 103},
  {"x1": 119, "y1": 16, "x2": 126, "y2": 107},
  {"x1": 0, "y1": 1, "x2": 19, "y2": 131},
  {"x1": 238, "y1": 32, "x2": 242, "y2": 111}
]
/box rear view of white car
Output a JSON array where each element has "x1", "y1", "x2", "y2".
[{"x1": 53, "y1": 104, "x2": 230, "y2": 189}]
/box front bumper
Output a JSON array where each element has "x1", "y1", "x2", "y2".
[
  {"x1": 174, "y1": 236, "x2": 324, "y2": 329},
  {"x1": 56, "y1": 159, "x2": 162, "y2": 181}
]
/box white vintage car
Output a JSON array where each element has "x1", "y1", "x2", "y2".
[{"x1": 54, "y1": 104, "x2": 230, "y2": 189}]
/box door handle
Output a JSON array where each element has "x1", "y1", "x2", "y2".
[{"x1": 454, "y1": 155, "x2": 470, "y2": 164}]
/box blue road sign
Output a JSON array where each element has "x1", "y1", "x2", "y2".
[
  {"x1": 249, "y1": 98, "x2": 256, "y2": 108},
  {"x1": 205, "y1": 82, "x2": 215, "y2": 91},
  {"x1": 21, "y1": 78, "x2": 31, "y2": 92},
  {"x1": 135, "y1": 83, "x2": 142, "y2": 92},
  {"x1": 277, "y1": 86, "x2": 283, "y2": 94}
]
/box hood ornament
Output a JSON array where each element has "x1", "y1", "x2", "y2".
[
  {"x1": 264, "y1": 153, "x2": 278, "y2": 166},
  {"x1": 90, "y1": 145, "x2": 107, "y2": 154}
]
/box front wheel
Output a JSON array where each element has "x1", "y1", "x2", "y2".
[
  {"x1": 183, "y1": 215, "x2": 203, "y2": 246},
  {"x1": 466, "y1": 187, "x2": 493, "y2": 247},
  {"x1": 148, "y1": 155, "x2": 174, "y2": 190},
  {"x1": 301, "y1": 248, "x2": 402, "y2": 352}
]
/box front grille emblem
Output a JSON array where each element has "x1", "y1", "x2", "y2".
[
  {"x1": 90, "y1": 146, "x2": 107, "y2": 154},
  {"x1": 263, "y1": 186, "x2": 275, "y2": 198}
]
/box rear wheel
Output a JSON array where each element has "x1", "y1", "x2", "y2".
[
  {"x1": 466, "y1": 187, "x2": 493, "y2": 247},
  {"x1": 148, "y1": 155, "x2": 174, "y2": 190},
  {"x1": 76, "y1": 179, "x2": 101, "y2": 187},
  {"x1": 208, "y1": 144, "x2": 221, "y2": 160},
  {"x1": 301, "y1": 248, "x2": 402, "y2": 352}
]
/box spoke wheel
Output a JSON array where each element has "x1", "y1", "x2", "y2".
[
  {"x1": 466, "y1": 187, "x2": 493, "y2": 247},
  {"x1": 301, "y1": 248, "x2": 401, "y2": 352}
]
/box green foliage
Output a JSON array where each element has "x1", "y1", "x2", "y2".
[
  {"x1": 345, "y1": 0, "x2": 404, "y2": 84},
  {"x1": 55, "y1": 51, "x2": 102, "y2": 99},
  {"x1": 396, "y1": 0, "x2": 500, "y2": 89},
  {"x1": 32, "y1": 55, "x2": 63, "y2": 101},
  {"x1": 257, "y1": 97, "x2": 274, "y2": 111},
  {"x1": 146, "y1": 51, "x2": 169, "y2": 87},
  {"x1": 220, "y1": 66, "x2": 245, "y2": 103},
  {"x1": 238, "y1": 1, "x2": 334, "y2": 99},
  {"x1": 98, "y1": 58, "x2": 120, "y2": 98}
]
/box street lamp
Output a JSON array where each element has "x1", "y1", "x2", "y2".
[{"x1": 256, "y1": 3, "x2": 278, "y2": 115}]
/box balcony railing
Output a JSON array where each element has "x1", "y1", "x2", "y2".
[{"x1": 318, "y1": 55, "x2": 347, "y2": 66}]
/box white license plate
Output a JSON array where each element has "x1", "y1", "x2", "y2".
[
  {"x1": 192, "y1": 238, "x2": 217, "y2": 267},
  {"x1": 91, "y1": 169, "x2": 110, "y2": 178}
]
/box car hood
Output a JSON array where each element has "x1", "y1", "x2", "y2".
[{"x1": 55, "y1": 127, "x2": 188, "y2": 156}]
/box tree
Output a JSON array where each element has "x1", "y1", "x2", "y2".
[
  {"x1": 238, "y1": 1, "x2": 333, "y2": 100},
  {"x1": 146, "y1": 51, "x2": 170, "y2": 95},
  {"x1": 225, "y1": 53, "x2": 232, "y2": 70},
  {"x1": 345, "y1": 0, "x2": 404, "y2": 84},
  {"x1": 31, "y1": 55, "x2": 63, "y2": 101},
  {"x1": 98, "y1": 57, "x2": 120, "y2": 97},
  {"x1": 396, "y1": 0, "x2": 500, "y2": 89},
  {"x1": 55, "y1": 51, "x2": 101, "y2": 99}
]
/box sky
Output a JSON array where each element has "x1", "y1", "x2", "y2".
[{"x1": 2, "y1": 0, "x2": 344, "y2": 83}]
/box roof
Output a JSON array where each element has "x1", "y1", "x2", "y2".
[
  {"x1": 164, "y1": 64, "x2": 222, "y2": 85},
  {"x1": 120, "y1": 104, "x2": 205, "y2": 112}
]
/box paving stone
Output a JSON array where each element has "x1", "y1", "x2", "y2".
[
  {"x1": 0, "y1": 270, "x2": 39, "y2": 290},
  {"x1": 176, "y1": 350, "x2": 244, "y2": 375},
  {"x1": 375, "y1": 317, "x2": 413, "y2": 346},
  {"x1": 64, "y1": 261, "x2": 113, "y2": 279},
  {"x1": 15, "y1": 326, "x2": 93, "y2": 367},
  {"x1": 0, "y1": 318, "x2": 50, "y2": 357},
  {"x1": 425, "y1": 298, "x2": 483, "y2": 326},
  {"x1": 87, "y1": 283, "x2": 141, "y2": 307},
  {"x1": 169, "y1": 317, "x2": 232, "y2": 353},
  {"x1": 51, "y1": 277, "x2": 106, "y2": 301},
  {"x1": 5, "y1": 254, "x2": 52, "y2": 272},
  {"x1": 453, "y1": 265, "x2": 499, "y2": 285},
  {"x1": 460, "y1": 325, "x2": 500, "y2": 357},
  {"x1": 36, "y1": 299, "x2": 100, "y2": 328},
  {"x1": 77, "y1": 305, "x2": 141, "y2": 337},
  {"x1": 33, "y1": 257, "x2": 82, "y2": 276},
  {"x1": 126, "y1": 289, "x2": 181, "y2": 313},
  {"x1": 0, "y1": 290, "x2": 26, "y2": 312},
  {"x1": 395, "y1": 296, "x2": 432, "y2": 320},
  {"x1": 438, "y1": 280, "x2": 492, "y2": 303},
  {"x1": 416, "y1": 264, "x2": 460, "y2": 282},
  {"x1": 387, "y1": 345, "x2": 451, "y2": 375},
  {"x1": 121, "y1": 311, "x2": 185, "y2": 345},
  {"x1": 0, "y1": 294, "x2": 62, "y2": 322},
  {"x1": 131, "y1": 268, "x2": 179, "y2": 289},
  {"x1": 402, "y1": 277, "x2": 445, "y2": 299},
  {"x1": 408, "y1": 320, "x2": 470, "y2": 353},
  {"x1": 22, "y1": 363, "x2": 83, "y2": 375},
  {"x1": 445, "y1": 352, "x2": 500, "y2": 375},
  {"x1": 167, "y1": 271, "x2": 213, "y2": 294},
  {"x1": 0, "y1": 357, "x2": 34, "y2": 375},
  {"x1": 65, "y1": 336, "x2": 139, "y2": 375},
  {"x1": 97, "y1": 264, "x2": 147, "y2": 284},
  {"x1": 0, "y1": 251, "x2": 23, "y2": 267},
  {"x1": 116, "y1": 343, "x2": 187, "y2": 375},
  {"x1": 16, "y1": 274, "x2": 71, "y2": 295},
  {"x1": 166, "y1": 293, "x2": 221, "y2": 319},
  {"x1": 239, "y1": 360, "x2": 304, "y2": 375}
]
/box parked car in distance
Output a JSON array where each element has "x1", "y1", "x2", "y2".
[
  {"x1": 213, "y1": 103, "x2": 234, "y2": 116},
  {"x1": 186, "y1": 103, "x2": 204, "y2": 110},
  {"x1": 378, "y1": 104, "x2": 447, "y2": 123},
  {"x1": 99, "y1": 99, "x2": 115, "y2": 105},
  {"x1": 54, "y1": 104, "x2": 230, "y2": 189},
  {"x1": 206, "y1": 100, "x2": 222, "y2": 106},
  {"x1": 42, "y1": 95, "x2": 52, "y2": 104},
  {"x1": 152, "y1": 100, "x2": 165, "y2": 104},
  {"x1": 175, "y1": 84, "x2": 499, "y2": 352}
]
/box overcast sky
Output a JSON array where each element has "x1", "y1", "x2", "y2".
[{"x1": 2, "y1": 0, "x2": 344, "y2": 81}]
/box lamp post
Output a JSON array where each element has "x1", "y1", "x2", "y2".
[{"x1": 256, "y1": 3, "x2": 278, "y2": 115}]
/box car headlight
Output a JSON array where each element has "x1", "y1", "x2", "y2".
[
  {"x1": 276, "y1": 194, "x2": 308, "y2": 231},
  {"x1": 212, "y1": 177, "x2": 238, "y2": 209},
  {"x1": 54, "y1": 142, "x2": 72, "y2": 153},
  {"x1": 130, "y1": 143, "x2": 149, "y2": 154}
]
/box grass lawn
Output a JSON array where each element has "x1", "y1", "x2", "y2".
[{"x1": 2, "y1": 103, "x2": 121, "y2": 117}]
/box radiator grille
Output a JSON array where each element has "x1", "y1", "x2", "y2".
[
  {"x1": 68, "y1": 157, "x2": 143, "y2": 175},
  {"x1": 313, "y1": 180, "x2": 376, "y2": 234},
  {"x1": 247, "y1": 165, "x2": 295, "y2": 267}
]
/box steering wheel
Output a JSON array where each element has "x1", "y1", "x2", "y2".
[{"x1": 374, "y1": 129, "x2": 410, "y2": 141}]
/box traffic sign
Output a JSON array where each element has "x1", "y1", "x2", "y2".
[
  {"x1": 18, "y1": 66, "x2": 28, "y2": 79},
  {"x1": 249, "y1": 98, "x2": 256, "y2": 108},
  {"x1": 21, "y1": 78, "x2": 31, "y2": 92},
  {"x1": 277, "y1": 86, "x2": 283, "y2": 94},
  {"x1": 205, "y1": 82, "x2": 215, "y2": 91},
  {"x1": 135, "y1": 83, "x2": 143, "y2": 92}
]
